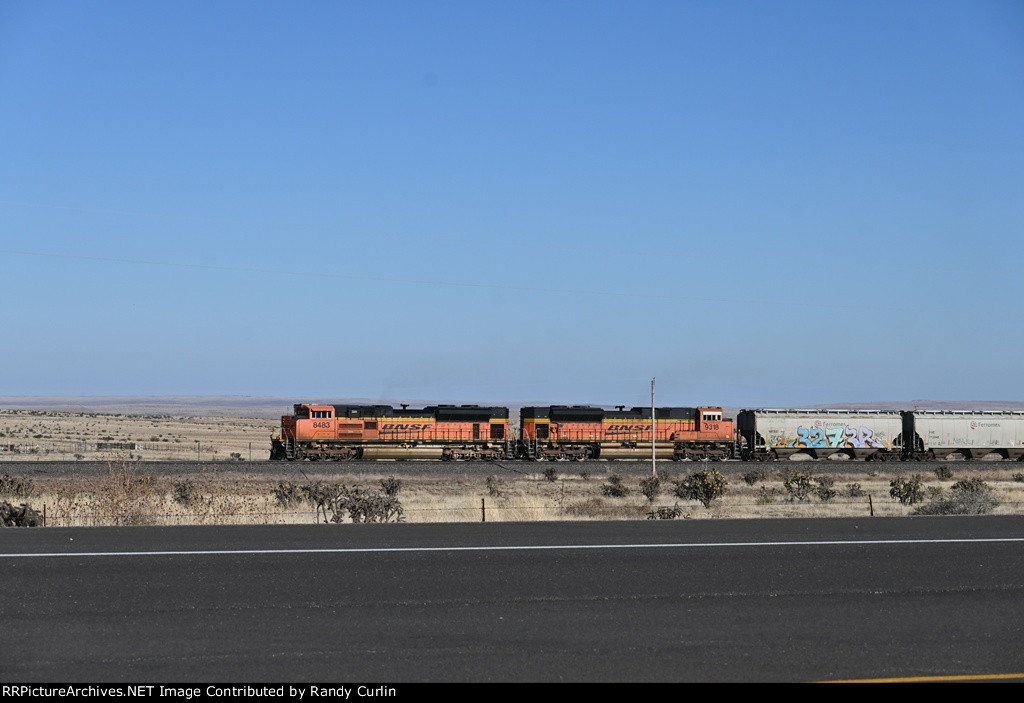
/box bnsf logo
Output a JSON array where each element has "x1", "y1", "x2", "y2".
[
  {"x1": 608, "y1": 424, "x2": 651, "y2": 432},
  {"x1": 381, "y1": 423, "x2": 432, "y2": 431}
]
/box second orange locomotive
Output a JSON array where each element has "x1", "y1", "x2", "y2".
[{"x1": 519, "y1": 405, "x2": 733, "y2": 461}]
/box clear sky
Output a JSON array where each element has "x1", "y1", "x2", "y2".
[{"x1": 1, "y1": 0, "x2": 1022, "y2": 409}]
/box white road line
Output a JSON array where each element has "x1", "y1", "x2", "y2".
[{"x1": 2, "y1": 537, "x2": 1024, "y2": 558}]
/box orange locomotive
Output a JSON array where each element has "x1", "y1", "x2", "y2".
[
  {"x1": 518, "y1": 405, "x2": 734, "y2": 461},
  {"x1": 271, "y1": 403, "x2": 512, "y2": 461}
]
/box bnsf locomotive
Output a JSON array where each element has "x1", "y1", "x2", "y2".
[
  {"x1": 270, "y1": 403, "x2": 511, "y2": 461},
  {"x1": 518, "y1": 405, "x2": 733, "y2": 461},
  {"x1": 271, "y1": 402, "x2": 733, "y2": 461},
  {"x1": 271, "y1": 402, "x2": 1024, "y2": 462}
]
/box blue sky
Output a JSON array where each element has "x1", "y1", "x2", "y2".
[{"x1": 1, "y1": 0, "x2": 1022, "y2": 408}]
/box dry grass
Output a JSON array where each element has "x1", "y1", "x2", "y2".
[{"x1": 4, "y1": 464, "x2": 1022, "y2": 527}]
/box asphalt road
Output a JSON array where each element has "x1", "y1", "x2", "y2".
[{"x1": 2, "y1": 516, "x2": 1024, "y2": 682}]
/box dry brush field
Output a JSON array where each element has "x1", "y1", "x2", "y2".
[{"x1": 2, "y1": 408, "x2": 1024, "y2": 527}]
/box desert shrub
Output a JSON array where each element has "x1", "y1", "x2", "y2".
[
  {"x1": 889, "y1": 475, "x2": 925, "y2": 505},
  {"x1": 289, "y1": 481, "x2": 404, "y2": 523},
  {"x1": 379, "y1": 477, "x2": 402, "y2": 497},
  {"x1": 742, "y1": 469, "x2": 770, "y2": 486},
  {"x1": 485, "y1": 475, "x2": 504, "y2": 498},
  {"x1": 578, "y1": 469, "x2": 592, "y2": 480},
  {"x1": 0, "y1": 474, "x2": 35, "y2": 498},
  {"x1": 1012, "y1": 473, "x2": 1024, "y2": 483},
  {"x1": 543, "y1": 466, "x2": 559, "y2": 482},
  {"x1": 913, "y1": 478, "x2": 999, "y2": 515},
  {"x1": 601, "y1": 474, "x2": 629, "y2": 498},
  {"x1": 639, "y1": 474, "x2": 661, "y2": 502},
  {"x1": 300, "y1": 481, "x2": 342, "y2": 523},
  {"x1": 846, "y1": 483, "x2": 866, "y2": 498},
  {"x1": 934, "y1": 465, "x2": 954, "y2": 480},
  {"x1": 783, "y1": 470, "x2": 816, "y2": 503},
  {"x1": 814, "y1": 475, "x2": 836, "y2": 503},
  {"x1": 949, "y1": 476, "x2": 979, "y2": 490},
  {"x1": 172, "y1": 479, "x2": 204, "y2": 507},
  {"x1": 0, "y1": 501, "x2": 42, "y2": 527},
  {"x1": 647, "y1": 504, "x2": 684, "y2": 520},
  {"x1": 673, "y1": 469, "x2": 728, "y2": 509},
  {"x1": 331, "y1": 486, "x2": 404, "y2": 523},
  {"x1": 272, "y1": 481, "x2": 306, "y2": 507},
  {"x1": 100, "y1": 454, "x2": 157, "y2": 525}
]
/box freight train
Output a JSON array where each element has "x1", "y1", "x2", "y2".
[{"x1": 270, "y1": 402, "x2": 1024, "y2": 461}]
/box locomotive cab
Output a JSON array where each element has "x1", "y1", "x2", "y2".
[{"x1": 670, "y1": 406, "x2": 735, "y2": 461}]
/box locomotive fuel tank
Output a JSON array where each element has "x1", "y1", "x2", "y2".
[{"x1": 597, "y1": 446, "x2": 676, "y2": 459}]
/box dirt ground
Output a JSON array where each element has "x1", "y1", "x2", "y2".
[{"x1": 0, "y1": 407, "x2": 278, "y2": 462}]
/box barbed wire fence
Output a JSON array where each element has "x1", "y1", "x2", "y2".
[{"x1": 19, "y1": 494, "x2": 1024, "y2": 528}]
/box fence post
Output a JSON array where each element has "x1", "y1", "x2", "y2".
[
  {"x1": 868, "y1": 494, "x2": 874, "y2": 516},
  {"x1": 481, "y1": 498, "x2": 486, "y2": 523},
  {"x1": 43, "y1": 503, "x2": 47, "y2": 527}
]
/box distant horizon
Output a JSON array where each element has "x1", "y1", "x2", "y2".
[{"x1": 2, "y1": 394, "x2": 1022, "y2": 421}]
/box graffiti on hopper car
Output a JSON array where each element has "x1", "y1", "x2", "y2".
[{"x1": 788, "y1": 425, "x2": 887, "y2": 449}]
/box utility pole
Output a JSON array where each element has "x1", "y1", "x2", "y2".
[{"x1": 651, "y1": 377, "x2": 656, "y2": 476}]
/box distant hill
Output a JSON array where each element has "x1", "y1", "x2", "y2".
[
  {"x1": 1, "y1": 396, "x2": 1022, "y2": 420},
  {"x1": 793, "y1": 400, "x2": 1024, "y2": 411},
  {"x1": 0, "y1": 396, "x2": 296, "y2": 419}
]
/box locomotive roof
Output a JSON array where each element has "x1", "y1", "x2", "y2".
[
  {"x1": 738, "y1": 408, "x2": 1024, "y2": 416},
  {"x1": 520, "y1": 406, "x2": 699, "y2": 420},
  {"x1": 741, "y1": 408, "x2": 904, "y2": 415},
  {"x1": 324, "y1": 404, "x2": 509, "y2": 419}
]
